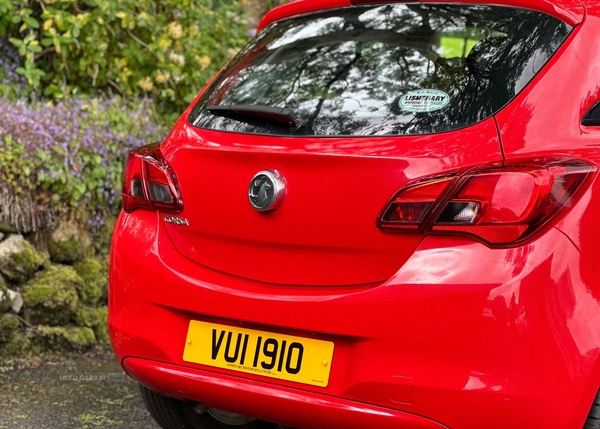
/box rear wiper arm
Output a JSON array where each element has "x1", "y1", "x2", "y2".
[{"x1": 207, "y1": 104, "x2": 302, "y2": 129}]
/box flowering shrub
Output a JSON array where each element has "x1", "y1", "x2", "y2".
[
  {"x1": 0, "y1": 96, "x2": 167, "y2": 231},
  {"x1": 0, "y1": 0, "x2": 290, "y2": 235},
  {"x1": 0, "y1": 0, "x2": 250, "y2": 119},
  {"x1": 0, "y1": 37, "x2": 26, "y2": 95}
]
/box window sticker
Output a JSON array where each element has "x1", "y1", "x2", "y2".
[{"x1": 399, "y1": 89, "x2": 450, "y2": 113}]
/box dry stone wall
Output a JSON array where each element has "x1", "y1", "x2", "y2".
[{"x1": 0, "y1": 220, "x2": 109, "y2": 358}]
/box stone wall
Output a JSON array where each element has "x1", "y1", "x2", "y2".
[{"x1": 0, "y1": 220, "x2": 109, "y2": 358}]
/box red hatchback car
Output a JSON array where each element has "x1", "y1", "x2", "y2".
[{"x1": 109, "y1": 0, "x2": 600, "y2": 428}]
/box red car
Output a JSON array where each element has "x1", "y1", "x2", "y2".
[{"x1": 108, "y1": 0, "x2": 600, "y2": 428}]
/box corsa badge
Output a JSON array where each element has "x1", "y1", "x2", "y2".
[{"x1": 164, "y1": 215, "x2": 189, "y2": 226}]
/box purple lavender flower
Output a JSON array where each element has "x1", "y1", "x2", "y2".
[
  {"x1": 0, "y1": 95, "x2": 168, "y2": 229},
  {"x1": 0, "y1": 37, "x2": 26, "y2": 87}
]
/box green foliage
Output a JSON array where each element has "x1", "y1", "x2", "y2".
[
  {"x1": 0, "y1": 135, "x2": 37, "y2": 195},
  {"x1": 265, "y1": 0, "x2": 288, "y2": 10},
  {"x1": 1, "y1": 0, "x2": 250, "y2": 118},
  {"x1": 0, "y1": 97, "x2": 167, "y2": 231}
]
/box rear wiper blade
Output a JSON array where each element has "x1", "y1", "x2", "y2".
[{"x1": 207, "y1": 104, "x2": 302, "y2": 129}]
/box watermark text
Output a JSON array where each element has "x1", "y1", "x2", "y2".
[{"x1": 58, "y1": 373, "x2": 125, "y2": 382}]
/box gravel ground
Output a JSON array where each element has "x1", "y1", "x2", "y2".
[
  {"x1": 0, "y1": 350, "x2": 295, "y2": 429},
  {"x1": 0, "y1": 350, "x2": 159, "y2": 429}
]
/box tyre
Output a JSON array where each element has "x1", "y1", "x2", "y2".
[
  {"x1": 139, "y1": 383, "x2": 278, "y2": 429},
  {"x1": 584, "y1": 389, "x2": 600, "y2": 429}
]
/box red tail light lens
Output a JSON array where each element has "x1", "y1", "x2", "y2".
[
  {"x1": 380, "y1": 177, "x2": 454, "y2": 229},
  {"x1": 122, "y1": 143, "x2": 183, "y2": 213},
  {"x1": 379, "y1": 160, "x2": 595, "y2": 246}
]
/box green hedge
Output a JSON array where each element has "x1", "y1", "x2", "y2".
[{"x1": 0, "y1": 0, "x2": 250, "y2": 119}]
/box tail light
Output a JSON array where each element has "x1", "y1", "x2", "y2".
[
  {"x1": 122, "y1": 143, "x2": 183, "y2": 213},
  {"x1": 378, "y1": 159, "x2": 595, "y2": 246}
]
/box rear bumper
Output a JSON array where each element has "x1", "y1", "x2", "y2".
[
  {"x1": 109, "y1": 210, "x2": 600, "y2": 429},
  {"x1": 124, "y1": 357, "x2": 447, "y2": 429}
]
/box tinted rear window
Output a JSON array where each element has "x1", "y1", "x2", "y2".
[{"x1": 189, "y1": 4, "x2": 571, "y2": 136}]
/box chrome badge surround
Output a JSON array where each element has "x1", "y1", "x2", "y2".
[{"x1": 248, "y1": 169, "x2": 286, "y2": 212}]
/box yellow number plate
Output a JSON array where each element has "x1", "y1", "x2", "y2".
[{"x1": 183, "y1": 321, "x2": 334, "y2": 387}]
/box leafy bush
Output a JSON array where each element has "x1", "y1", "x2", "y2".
[
  {"x1": 0, "y1": 0, "x2": 289, "y2": 235},
  {"x1": 0, "y1": 0, "x2": 250, "y2": 119},
  {"x1": 0, "y1": 37, "x2": 26, "y2": 94},
  {"x1": 0, "y1": 96, "x2": 167, "y2": 230}
]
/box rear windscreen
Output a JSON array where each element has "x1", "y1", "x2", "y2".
[{"x1": 188, "y1": 4, "x2": 572, "y2": 137}]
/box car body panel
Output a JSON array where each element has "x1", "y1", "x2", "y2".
[
  {"x1": 123, "y1": 357, "x2": 450, "y2": 429},
  {"x1": 495, "y1": 12, "x2": 600, "y2": 279},
  {"x1": 258, "y1": 0, "x2": 585, "y2": 31},
  {"x1": 110, "y1": 209, "x2": 600, "y2": 429},
  {"x1": 159, "y1": 118, "x2": 501, "y2": 286}
]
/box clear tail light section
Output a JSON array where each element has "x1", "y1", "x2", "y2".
[
  {"x1": 122, "y1": 143, "x2": 183, "y2": 213},
  {"x1": 378, "y1": 159, "x2": 596, "y2": 246}
]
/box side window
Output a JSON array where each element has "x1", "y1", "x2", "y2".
[{"x1": 582, "y1": 101, "x2": 600, "y2": 126}]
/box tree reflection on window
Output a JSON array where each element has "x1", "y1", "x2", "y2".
[{"x1": 189, "y1": 4, "x2": 571, "y2": 137}]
